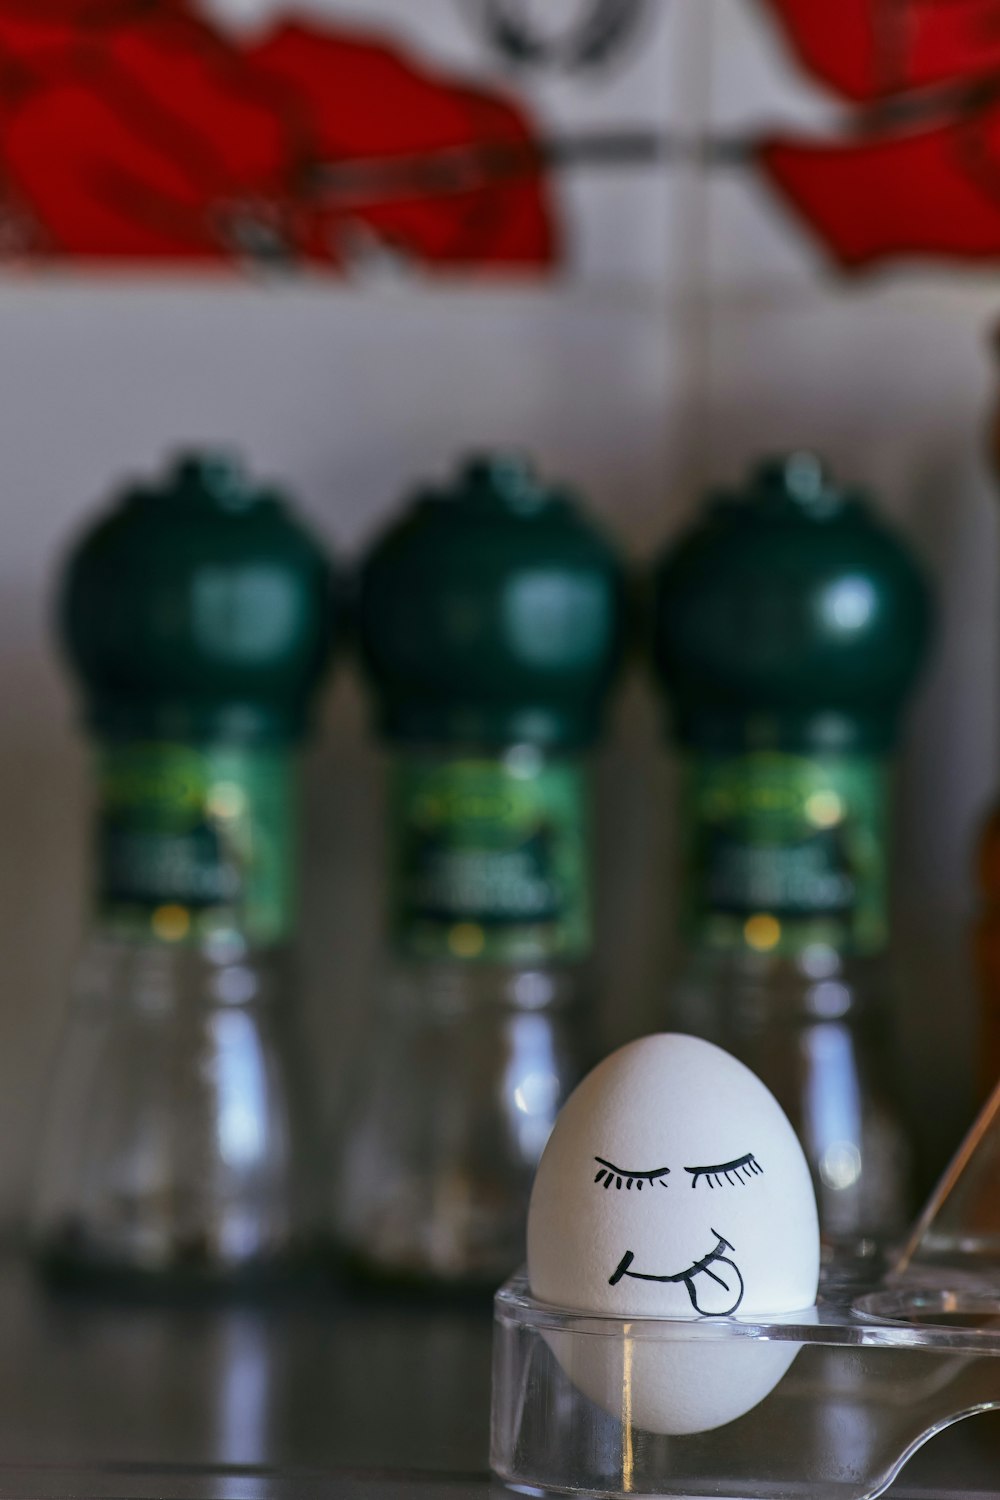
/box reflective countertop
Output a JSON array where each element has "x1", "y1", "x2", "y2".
[{"x1": 0, "y1": 1254, "x2": 993, "y2": 1499}]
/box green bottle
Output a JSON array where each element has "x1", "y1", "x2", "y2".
[
  {"x1": 652, "y1": 453, "x2": 933, "y2": 1254},
  {"x1": 335, "y1": 453, "x2": 626, "y2": 1286},
  {"x1": 34, "y1": 453, "x2": 336, "y2": 1283}
]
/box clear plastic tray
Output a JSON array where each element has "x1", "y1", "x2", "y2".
[{"x1": 490, "y1": 1268, "x2": 1000, "y2": 1499}]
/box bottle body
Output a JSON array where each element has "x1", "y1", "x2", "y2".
[
  {"x1": 33, "y1": 737, "x2": 317, "y2": 1283},
  {"x1": 336, "y1": 959, "x2": 585, "y2": 1285},
  {"x1": 334, "y1": 744, "x2": 594, "y2": 1287},
  {"x1": 668, "y1": 746, "x2": 911, "y2": 1256},
  {"x1": 34, "y1": 937, "x2": 313, "y2": 1281},
  {"x1": 343, "y1": 452, "x2": 626, "y2": 1284},
  {"x1": 651, "y1": 455, "x2": 932, "y2": 1259}
]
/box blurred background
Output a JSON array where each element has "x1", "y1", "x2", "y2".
[{"x1": 0, "y1": 0, "x2": 996, "y2": 1237}]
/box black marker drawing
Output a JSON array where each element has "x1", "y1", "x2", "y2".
[
  {"x1": 593, "y1": 1156, "x2": 670, "y2": 1190},
  {"x1": 608, "y1": 1231, "x2": 745, "y2": 1316},
  {"x1": 685, "y1": 1153, "x2": 763, "y2": 1189}
]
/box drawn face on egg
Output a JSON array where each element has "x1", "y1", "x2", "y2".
[
  {"x1": 600, "y1": 1154, "x2": 756, "y2": 1316},
  {"x1": 527, "y1": 1034, "x2": 820, "y2": 1322}
]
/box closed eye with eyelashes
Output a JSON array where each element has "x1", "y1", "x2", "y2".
[
  {"x1": 593, "y1": 1156, "x2": 670, "y2": 1190},
  {"x1": 685, "y1": 1152, "x2": 763, "y2": 1189}
]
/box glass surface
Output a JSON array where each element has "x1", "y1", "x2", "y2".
[
  {"x1": 332, "y1": 959, "x2": 587, "y2": 1288},
  {"x1": 32, "y1": 934, "x2": 317, "y2": 1283},
  {"x1": 670, "y1": 946, "x2": 909, "y2": 1255},
  {"x1": 490, "y1": 1271, "x2": 1000, "y2": 1499}
]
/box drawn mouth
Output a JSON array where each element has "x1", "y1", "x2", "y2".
[{"x1": 608, "y1": 1230, "x2": 745, "y2": 1316}]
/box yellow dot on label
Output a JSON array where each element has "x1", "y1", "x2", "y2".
[
  {"x1": 744, "y1": 913, "x2": 781, "y2": 952},
  {"x1": 152, "y1": 904, "x2": 191, "y2": 942},
  {"x1": 207, "y1": 782, "x2": 246, "y2": 820},
  {"x1": 448, "y1": 922, "x2": 485, "y2": 959},
  {"x1": 804, "y1": 789, "x2": 843, "y2": 828}
]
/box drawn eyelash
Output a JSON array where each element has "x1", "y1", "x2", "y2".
[
  {"x1": 593, "y1": 1156, "x2": 670, "y2": 1190},
  {"x1": 684, "y1": 1153, "x2": 762, "y2": 1189}
]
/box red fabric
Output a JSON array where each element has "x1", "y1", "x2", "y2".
[
  {"x1": 0, "y1": 3, "x2": 186, "y2": 77},
  {"x1": 761, "y1": 108, "x2": 1000, "y2": 268},
  {"x1": 0, "y1": 10, "x2": 297, "y2": 259},
  {"x1": 759, "y1": 0, "x2": 1000, "y2": 101},
  {"x1": 246, "y1": 23, "x2": 556, "y2": 268},
  {"x1": 0, "y1": 3, "x2": 557, "y2": 268},
  {"x1": 757, "y1": 0, "x2": 1000, "y2": 267}
]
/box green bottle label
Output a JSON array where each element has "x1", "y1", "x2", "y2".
[
  {"x1": 95, "y1": 742, "x2": 296, "y2": 947},
  {"x1": 683, "y1": 752, "x2": 889, "y2": 957},
  {"x1": 391, "y1": 752, "x2": 590, "y2": 964}
]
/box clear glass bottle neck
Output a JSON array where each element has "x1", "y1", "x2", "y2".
[
  {"x1": 677, "y1": 941, "x2": 888, "y2": 1024},
  {"x1": 74, "y1": 928, "x2": 295, "y2": 1017}
]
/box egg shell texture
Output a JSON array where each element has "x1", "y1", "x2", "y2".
[{"x1": 527, "y1": 1033, "x2": 820, "y2": 1319}]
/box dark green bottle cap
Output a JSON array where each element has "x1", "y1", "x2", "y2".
[
  {"x1": 358, "y1": 452, "x2": 627, "y2": 749},
  {"x1": 652, "y1": 453, "x2": 934, "y2": 753},
  {"x1": 60, "y1": 451, "x2": 337, "y2": 744}
]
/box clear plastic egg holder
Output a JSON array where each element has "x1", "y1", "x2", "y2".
[
  {"x1": 490, "y1": 1086, "x2": 1000, "y2": 1499},
  {"x1": 490, "y1": 1269, "x2": 1000, "y2": 1498}
]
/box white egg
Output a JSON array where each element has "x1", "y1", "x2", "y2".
[{"x1": 526, "y1": 1033, "x2": 820, "y2": 1434}]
